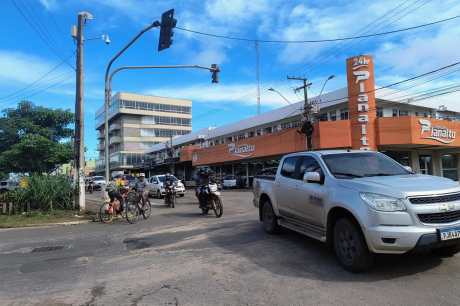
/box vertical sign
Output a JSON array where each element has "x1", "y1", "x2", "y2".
[{"x1": 346, "y1": 55, "x2": 377, "y2": 150}]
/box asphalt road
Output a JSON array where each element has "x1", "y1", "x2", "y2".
[{"x1": 1, "y1": 190, "x2": 459, "y2": 306}]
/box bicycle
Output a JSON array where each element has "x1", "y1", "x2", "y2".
[
  {"x1": 99, "y1": 188, "x2": 141, "y2": 224},
  {"x1": 128, "y1": 189, "x2": 152, "y2": 220}
]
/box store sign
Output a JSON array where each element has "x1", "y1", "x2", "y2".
[
  {"x1": 347, "y1": 55, "x2": 377, "y2": 150},
  {"x1": 228, "y1": 143, "x2": 255, "y2": 158},
  {"x1": 419, "y1": 119, "x2": 456, "y2": 144}
]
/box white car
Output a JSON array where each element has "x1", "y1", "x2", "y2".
[
  {"x1": 90, "y1": 176, "x2": 106, "y2": 189},
  {"x1": 148, "y1": 175, "x2": 185, "y2": 198},
  {"x1": 222, "y1": 175, "x2": 237, "y2": 189}
]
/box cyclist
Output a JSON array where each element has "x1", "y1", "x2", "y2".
[
  {"x1": 106, "y1": 178, "x2": 124, "y2": 213},
  {"x1": 133, "y1": 173, "x2": 148, "y2": 207}
]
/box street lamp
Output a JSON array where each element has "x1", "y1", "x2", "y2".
[
  {"x1": 319, "y1": 75, "x2": 335, "y2": 100},
  {"x1": 267, "y1": 87, "x2": 292, "y2": 105}
]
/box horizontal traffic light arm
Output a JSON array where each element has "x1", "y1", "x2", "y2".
[{"x1": 108, "y1": 64, "x2": 220, "y2": 84}]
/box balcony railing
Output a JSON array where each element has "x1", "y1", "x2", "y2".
[
  {"x1": 109, "y1": 136, "x2": 122, "y2": 145},
  {"x1": 109, "y1": 123, "x2": 121, "y2": 132}
]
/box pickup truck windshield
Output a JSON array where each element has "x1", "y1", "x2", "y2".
[{"x1": 322, "y1": 153, "x2": 410, "y2": 179}]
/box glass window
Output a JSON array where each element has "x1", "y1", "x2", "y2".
[
  {"x1": 329, "y1": 111, "x2": 337, "y2": 121},
  {"x1": 340, "y1": 108, "x2": 349, "y2": 120},
  {"x1": 392, "y1": 109, "x2": 398, "y2": 117},
  {"x1": 280, "y1": 157, "x2": 299, "y2": 178},
  {"x1": 297, "y1": 156, "x2": 322, "y2": 180},
  {"x1": 441, "y1": 154, "x2": 458, "y2": 181},
  {"x1": 322, "y1": 152, "x2": 410, "y2": 179},
  {"x1": 319, "y1": 113, "x2": 328, "y2": 121},
  {"x1": 376, "y1": 107, "x2": 383, "y2": 118},
  {"x1": 399, "y1": 110, "x2": 409, "y2": 116}
]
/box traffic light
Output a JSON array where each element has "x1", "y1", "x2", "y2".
[
  {"x1": 158, "y1": 9, "x2": 177, "y2": 51},
  {"x1": 211, "y1": 64, "x2": 220, "y2": 83}
]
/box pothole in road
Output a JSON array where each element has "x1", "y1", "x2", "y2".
[{"x1": 31, "y1": 245, "x2": 65, "y2": 253}]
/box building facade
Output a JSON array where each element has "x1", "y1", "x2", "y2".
[
  {"x1": 95, "y1": 92, "x2": 192, "y2": 174},
  {"x1": 145, "y1": 55, "x2": 460, "y2": 185}
]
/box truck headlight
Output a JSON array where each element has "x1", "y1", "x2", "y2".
[{"x1": 360, "y1": 192, "x2": 407, "y2": 212}]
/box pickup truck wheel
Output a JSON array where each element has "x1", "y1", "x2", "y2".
[
  {"x1": 433, "y1": 245, "x2": 460, "y2": 257},
  {"x1": 262, "y1": 201, "x2": 279, "y2": 234},
  {"x1": 333, "y1": 218, "x2": 374, "y2": 272}
]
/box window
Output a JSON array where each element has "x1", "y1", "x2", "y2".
[
  {"x1": 297, "y1": 156, "x2": 322, "y2": 180},
  {"x1": 399, "y1": 109, "x2": 409, "y2": 116},
  {"x1": 340, "y1": 109, "x2": 349, "y2": 120},
  {"x1": 329, "y1": 111, "x2": 337, "y2": 121},
  {"x1": 441, "y1": 154, "x2": 458, "y2": 181},
  {"x1": 376, "y1": 107, "x2": 383, "y2": 118},
  {"x1": 319, "y1": 113, "x2": 328, "y2": 121},
  {"x1": 392, "y1": 109, "x2": 398, "y2": 117},
  {"x1": 264, "y1": 127, "x2": 273, "y2": 134},
  {"x1": 280, "y1": 157, "x2": 299, "y2": 178},
  {"x1": 415, "y1": 112, "x2": 419, "y2": 117}
]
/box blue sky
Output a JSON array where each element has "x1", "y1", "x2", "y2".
[{"x1": 1, "y1": 0, "x2": 460, "y2": 159}]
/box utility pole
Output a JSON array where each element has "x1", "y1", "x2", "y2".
[
  {"x1": 255, "y1": 40, "x2": 261, "y2": 115},
  {"x1": 72, "y1": 11, "x2": 93, "y2": 212},
  {"x1": 287, "y1": 76, "x2": 313, "y2": 150}
]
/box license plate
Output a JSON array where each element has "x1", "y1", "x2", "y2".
[{"x1": 439, "y1": 226, "x2": 460, "y2": 241}]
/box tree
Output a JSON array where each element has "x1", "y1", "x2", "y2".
[{"x1": 0, "y1": 101, "x2": 74, "y2": 173}]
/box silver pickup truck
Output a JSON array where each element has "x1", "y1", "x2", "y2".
[{"x1": 253, "y1": 150, "x2": 460, "y2": 272}]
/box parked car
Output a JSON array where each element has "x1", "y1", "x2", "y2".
[
  {"x1": 90, "y1": 176, "x2": 106, "y2": 189},
  {"x1": 0, "y1": 180, "x2": 18, "y2": 193},
  {"x1": 253, "y1": 150, "x2": 460, "y2": 272},
  {"x1": 148, "y1": 175, "x2": 185, "y2": 198},
  {"x1": 222, "y1": 175, "x2": 237, "y2": 189}
]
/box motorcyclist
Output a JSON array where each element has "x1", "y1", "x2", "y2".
[
  {"x1": 194, "y1": 167, "x2": 215, "y2": 208},
  {"x1": 133, "y1": 173, "x2": 148, "y2": 207}
]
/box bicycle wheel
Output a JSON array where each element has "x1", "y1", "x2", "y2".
[
  {"x1": 212, "y1": 197, "x2": 223, "y2": 218},
  {"x1": 125, "y1": 200, "x2": 140, "y2": 224},
  {"x1": 99, "y1": 203, "x2": 113, "y2": 223},
  {"x1": 142, "y1": 200, "x2": 152, "y2": 219}
]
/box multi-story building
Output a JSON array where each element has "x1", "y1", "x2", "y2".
[
  {"x1": 146, "y1": 55, "x2": 460, "y2": 185},
  {"x1": 95, "y1": 92, "x2": 192, "y2": 174}
]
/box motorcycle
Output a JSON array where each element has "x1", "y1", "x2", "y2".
[
  {"x1": 196, "y1": 182, "x2": 223, "y2": 218},
  {"x1": 164, "y1": 180, "x2": 176, "y2": 208}
]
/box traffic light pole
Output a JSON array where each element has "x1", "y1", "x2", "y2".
[
  {"x1": 103, "y1": 21, "x2": 160, "y2": 182},
  {"x1": 104, "y1": 64, "x2": 219, "y2": 181}
]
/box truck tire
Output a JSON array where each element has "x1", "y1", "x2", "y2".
[
  {"x1": 262, "y1": 200, "x2": 280, "y2": 234},
  {"x1": 433, "y1": 245, "x2": 460, "y2": 257},
  {"x1": 333, "y1": 218, "x2": 374, "y2": 272}
]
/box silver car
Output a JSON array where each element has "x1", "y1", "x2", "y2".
[{"x1": 253, "y1": 150, "x2": 460, "y2": 272}]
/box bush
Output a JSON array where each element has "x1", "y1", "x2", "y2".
[{"x1": 5, "y1": 175, "x2": 74, "y2": 214}]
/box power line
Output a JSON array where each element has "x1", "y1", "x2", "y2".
[
  {"x1": 11, "y1": 0, "x2": 75, "y2": 70},
  {"x1": 303, "y1": 0, "x2": 432, "y2": 76},
  {"x1": 0, "y1": 53, "x2": 75, "y2": 101},
  {"x1": 279, "y1": 60, "x2": 460, "y2": 119},
  {"x1": 176, "y1": 14, "x2": 460, "y2": 44}
]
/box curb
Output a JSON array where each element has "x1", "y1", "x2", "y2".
[{"x1": 0, "y1": 219, "x2": 93, "y2": 231}]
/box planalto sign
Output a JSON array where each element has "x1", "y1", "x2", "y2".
[
  {"x1": 419, "y1": 119, "x2": 456, "y2": 144},
  {"x1": 228, "y1": 143, "x2": 255, "y2": 158}
]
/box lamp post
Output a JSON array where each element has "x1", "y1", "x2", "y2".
[
  {"x1": 319, "y1": 75, "x2": 335, "y2": 101},
  {"x1": 267, "y1": 87, "x2": 292, "y2": 105}
]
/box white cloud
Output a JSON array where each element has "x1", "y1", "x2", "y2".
[
  {"x1": 0, "y1": 50, "x2": 69, "y2": 85},
  {"x1": 143, "y1": 82, "x2": 301, "y2": 108},
  {"x1": 38, "y1": 0, "x2": 58, "y2": 10}
]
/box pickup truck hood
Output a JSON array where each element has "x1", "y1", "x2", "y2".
[{"x1": 338, "y1": 174, "x2": 460, "y2": 197}]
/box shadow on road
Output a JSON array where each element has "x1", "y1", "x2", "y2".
[{"x1": 124, "y1": 219, "x2": 448, "y2": 282}]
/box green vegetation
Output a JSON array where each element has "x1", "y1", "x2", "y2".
[
  {"x1": 0, "y1": 101, "x2": 73, "y2": 173},
  {"x1": 0, "y1": 210, "x2": 91, "y2": 228},
  {"x1": 3, "y1": 175, "x2": 74, "y2": 213}
]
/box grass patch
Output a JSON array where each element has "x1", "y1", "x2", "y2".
[{"x1": 0, "y1": 210, "x2": 92, "y2": 228}]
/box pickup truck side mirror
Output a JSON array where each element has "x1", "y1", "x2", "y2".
[{"x1": 303, "y1": 171, "x2": 323, "y2": 184}]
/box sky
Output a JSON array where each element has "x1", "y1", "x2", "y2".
[{"x1": 1, "y1": 0, "x2": 460, "y2": 159}]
